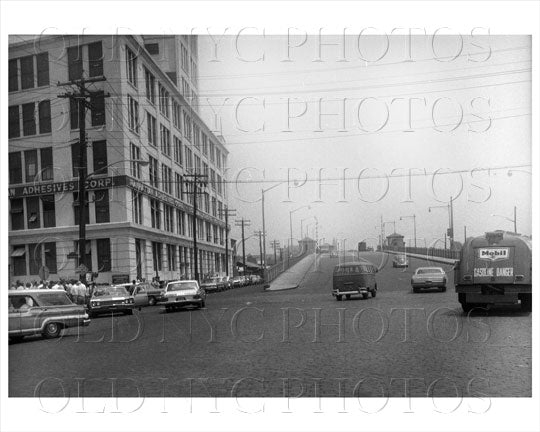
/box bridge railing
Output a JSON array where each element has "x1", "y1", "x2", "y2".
[{"x1": 384, "y1": 245, "x2": 461, "y2": 260}]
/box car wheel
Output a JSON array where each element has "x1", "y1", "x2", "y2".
[
  {"x1": 520, "y1": 293, "x2": 532, "y2": 312},
  {"x1": 371, "y1": 289, "x2": 377, "y2": 298},
  {"x1": 346, "y1": 294, "x2": 351, "y2": 300},
  {"x1": 336, "y1": 295, "x2": 342, "y2": 301},
  {"x1": 125, "y1": 309, "x2": 133, "y2": 315},
  {"x1": 441, "y1": 286, "x2": 446, "y2": 292},
  {"x1": 200, "y1": 301, "x2": 206, "y2": 308},
  {"x1": 362, "y1": 293, "x2": 369, "y2": 300},
  {"x1": 148, "y1": 296, "x2": 157, "y2": 306},
  {"x1": 43, "y1": 322, "x2": 62, "y2": 339},
  {"x1": 412, "y1": 287, "x2": 419, "y2": 293},
  {"x1": 9, "y1": 335, "x2": 24, "y2": 343}
]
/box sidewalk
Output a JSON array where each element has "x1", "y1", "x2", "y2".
[
  {"x1": 264, "y1": 254, "x2": 317, "y2": 291},
  {"x1": 384, "y1": 250, "x2": 458, "y2": 265}
]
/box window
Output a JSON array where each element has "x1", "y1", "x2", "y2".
[
  {"x1": 42, "y1": 195, "x2": 55, "y2": 228},
  {"x1": 130, "y1": 143, "x2": 141, "y2": 178},
  {"x1": 92, "y1": 140, "x2": 107, "y2": 175},
  {"x1": 9, "y1": 153, "x2": 22, "y2": 184},
  {"x1": 71, "y1": 141, "x2": 87, "y2": 177},
  {"x1": 40, "y1": 148, "x2": 53, "y2": 181},
  {"x1": 73, "y1": 192, "x2": 89, "y2": 225},
  {"x1": 74, "y1": 240, "x2": 92, "y2": 271},
  {"x1": 38, "y1": 100, "x2": 51, "y2": 134},
  {"x1": 183, "y1": 111, "x2": 192, "y2": 140},
  {"x1": 132, "y1": 191, "x2": 143, "y2": 224},
  {"x1": 159, "y1": 84, "x2": 170, "y2": 117},
  {"x1": 22, "y1": 103, "x2": 36, "y2": 136},
  {"x1": 202, "y1": 133, "x2": 208, "y2": 155},
  {"x1": 185, "y1": 147, "x2": 193, "y2": 170},
  {"x1": 20, "y1": 56, "x2": 34, "y2": 90},
  {"x1": 215, "y1": 149, "x2": 222, "y2": 169},
  {"x1": 181, "y1": 44, "x2": 189, "y2": 72},
  {"x1": 127, "y1": 95, "x2": 139, "y2": 133},
  {"x1": 94, "y1": 189, "x2": 110, "y2": 223},
  {"x1": 149, "y1": 156, "x2": 159, "y2": 188},
  {"x1": 175, "y1": 173, "x2": 182, "y2": 199},
  {"x1": 12, "y1": 246, "x2": 27, "y2": 276},
  {"x1": 210, "y1": 170, "x2": 216, "y2": 190},
  {"x1": 152, "y1": 242, "x2": 162, "y2": 271},
  {"x1": 161, "y1": 164, "x2": 172, "y2": 194},
  {"x1": 176, "y1": 210, "x2": 186, "y2": 235},
  {"x1": 167, "y1": 244, "x2": 176, "y2": 271},
  {"x1": 67, "y1": 45, "x2": 83, "y2": 81},
  {"x1": 27, "y1": 196, "x2": 40, "y2": 229},
  {"x1": 150, "y1": 199, "x2": 161, "y2": 229},
  {"x1": 44, "y1": 242, "x2": 57, "y2": 274},
  {"x1": 193, "y1": 125, "x2": 200, "y2": 149},
  {"x1": 9, "y1": 106, "x2": 20, "y2": 138},
  {"x1": 145, "y1": 43, "x2": 159, "y2": 55},
  {"x1": 173, "y1": 101, "x2": 182, "y2": 130},
  {"x1": 209, "y1": 141, "x2": 215, "y2": 163},
  {"x1": 145, "y1": 68, "x2": 156, "y2": 104},
  {"x1": 147, "y1": 112, "x2": 157, "y2": 146},
  {"x1": 160, "y1": 124, "x2": 171, "y2": 156},
  {"x1": 9, "y1": 59, "x2": 18, "y2": 92},
  {"x1": 24, "y1": 150, "x2": 37, "y2": 183},
  {"x1": 212, "y1": 197, "x2": 217, "y2": 216},
  {"x1": 36, "y1": 52, "x2": 49, "y2": 86},
  {"x1": 126, "y1": 46, "x2": 137, "y2": 86},
  {"x1": 88, "y1": 42, "x2": 103, "y2": 77},
  {"x1": 29, "y1": 243, "x2": 42, "y2": 275},
  {"x1": 173, "y1": 136, "x2": 183, "y2": 165},
  {"x1": 164, "y1": 205, "x2": 173, "y2": 232},
  {"x1": 10, "y1": 199, "x2": 24, "y2": 230},
  {"x1": 90, "y1": 91, "x2": 105, "y2": 126},
  {"x1": 97, "y1": 238, "x2": 111, "y2": 272}
]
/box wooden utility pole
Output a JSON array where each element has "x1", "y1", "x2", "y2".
[
  {"x1": 185, "y1": 172, "x2": 208, "y2": 282},
  {"x1": 58, "y1": 74, "x2": 108, "y2": 280},
  {"x1": 235, "y1": 218, "x2": 251, "y2": 275},
  {"x1": 218, "y1": 206, "x2": 236, "y2": 276}
]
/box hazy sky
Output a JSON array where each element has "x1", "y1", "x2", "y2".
[{"x1": 197, "y1": 34, "x2": 531, "y2": 254}]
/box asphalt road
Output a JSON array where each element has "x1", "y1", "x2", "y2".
[{"x1": 9, "y1": 252, "x2": 532, "y2": 398}]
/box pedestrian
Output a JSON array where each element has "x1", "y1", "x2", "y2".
[
  {"x1": 16, "y1": 280, "x2": 25, "y2": 290},
  {"x1": 10, "y1": 283, "x2": 16, "y2": 290},
  {"x1": 25, "y1": 282, "x2": 32, "y2": 290},
  {"x1": 77, "y1": 280, "x2": 87, "y2": 305},
  {"x1": 69, "y1": 281, "x2": 77, "y2": 302}
]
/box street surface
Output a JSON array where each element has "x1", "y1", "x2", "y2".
[{"x1": 9, "y1": 252, "x2": 531, "y2": 398}]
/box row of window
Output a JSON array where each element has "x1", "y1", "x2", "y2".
[
  {"x1": 11, "y1": 238, "x2": 111, "y2": 277},
  {"x1": 9, "y1": 141, "x2": 107, "y2": 185},
  {"x1": 10, "y1": 190, "x2": 110, "y2": 231},
  {"x1": 9, "y1": 101, "x2": 51, "y2": 139},
  {"x1": 151, "y1": 242, "x2": 224, "y2": 274}
]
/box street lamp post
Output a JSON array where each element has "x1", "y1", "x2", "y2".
[
  {"x1": 428, "y1": 196, "x2": 455, "y2": 249},
  {"x1": 399, "y1": 214, "x2": 417, "y2": 248},
  {"x1": 289, "y1": 205, "x2": 310, "y2": 258}
]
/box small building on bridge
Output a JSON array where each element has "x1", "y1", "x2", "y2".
[{"x1": 386, "y1": 233, "x2": 405, "y2": 250}]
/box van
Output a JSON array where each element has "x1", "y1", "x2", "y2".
[{"x1": 332, "y1": 262, "x2": 378, "y2": 301}]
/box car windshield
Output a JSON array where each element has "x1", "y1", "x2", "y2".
[
  {"x1": 34, "y1": 292, "x2": 73, "y2": 306},
  {"x1": 167, "y1": 282, "x2": 198, "y2": 292},
  {"x1": 397, "y1": 256, "x2": 407, "y2": 260},
  {"x1": 93, "y1": 287, "x2": 129, "y2": 297},
  {"x1": 416, "y1": 268, "x2": 443, "y2": 275}
]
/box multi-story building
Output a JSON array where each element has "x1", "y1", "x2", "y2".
[{"x1": 8, "y1": 35, "x2": 230, "y2": 284}]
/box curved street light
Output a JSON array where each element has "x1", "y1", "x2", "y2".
[{"x1": 491, "y1": 206, "x2": 517, "y2": 233}]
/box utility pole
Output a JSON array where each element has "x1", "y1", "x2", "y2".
[
  {"x1": 58, "y1": 74, "x2": 108, "y2": 280},
  {"x1": 514, "y1": 205, "x2": 517, "y2": 233},
  {"x1": 235, "y1": 218, "x2": 251, "y2": 275},
  {"x1": 219, "y1": 206, "x2": 236, "y2": 276},
  {"x1": 254, "y1": 230, "x2": 264, "y2": 269},
  {"x1": 464, "y1": 225, "x2": 467, "y2": 243},
  {"x1": 185, "y1": 172, "x2": 208, "y2": 282},
  {"x1": 270, "y1": 240, "x2": 280, "y2": 265}
]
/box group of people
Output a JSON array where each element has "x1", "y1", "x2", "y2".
[{"x1": 9, "y1": 279, "x2": 95, "y2": 306}]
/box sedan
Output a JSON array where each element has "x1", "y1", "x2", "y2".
[
  {"x1": 411, "y1": 267, "x2": 447, "y2": 293},
  {"x1": 88, "y1": 286, "x2": 135, "y2": 317},
  {"x1": 162, "y1": 280, "x2": 206, "y2": 311},
  {"x1": 392, "y1": 254, "x2": 409, "y2": 268}
]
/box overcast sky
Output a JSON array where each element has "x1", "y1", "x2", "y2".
[{"x1": 196, "y1": 34, "x2": 531, "y2": 254}]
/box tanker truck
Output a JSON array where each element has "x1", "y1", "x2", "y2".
[{"x1": 454, "y1": 230, "x2": 532, "y2": 312}]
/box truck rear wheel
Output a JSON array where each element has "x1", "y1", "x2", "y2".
[
  {"x1": 148, "y1": 296, "x2": 156, "y2": 306},
  {"x1": 520, "y1": 294, "x2": 532, "y2": 312},
  {"x1": 336, "y1": 295, "x2": 342, "y2": 301}
]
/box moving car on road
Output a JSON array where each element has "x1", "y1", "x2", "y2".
[
  {"x1": 9, "y1": 289, "x2": 90, "y2": 341},
  {"x1": 392, "y1": 254, "x2": 409, "y2": 268},
  {"x1": 455, "y1": 230, "x2": 532, "y2": 312},
  {"x1": 161, "y1": 280, "x2": 206, "y2": 312},
  {"x1": 201, "y1": 277, "x2": 223, "y2": 293},
  {"x1": 411, "y1": 267, "x2": 447, "y2": 293},
  {"x1": 332, "y1": 262, "x2": 378, "y2": 301},
  {"x1": 88, "y1": 285, "x2": 135, "y2": 317}
]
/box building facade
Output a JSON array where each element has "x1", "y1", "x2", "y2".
[{"x1": 8, "y1": 35, "x2": 230, "y2": 284}]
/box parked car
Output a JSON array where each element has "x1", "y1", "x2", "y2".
[
  {"x1": 411, "y1": 267, "x2": 447, "y2": 293},
  {"x1": 201, "y1": 277, "x2": 221, "y2": 293},
  {"x1": 88, "y1": 285, "x2": 135, "y2": 317},
  {"x1": 392, "y1": 254, "x2": 409, "y2": 268},
  {"x1": 332, "y1": 262, "x2": 378, "y2": 301},
  {"x1": 9, "y1": 289, "x2": 90, "y2": 341},
  {"x1": 232, "y1": 276, "x2": 244, "y2": 288},
  {"x1": 114, "y1": 282, "x2": 162, "y2": 306},
  {"x1": 161, "y1": 280, "x2": 206, "y2": 311},
  {"x1": 251, "y1": 275, "x2": 263, "y2": 285},
  {"x1": 220, "y1": 276, "x2": 233, "y2": 290}
]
